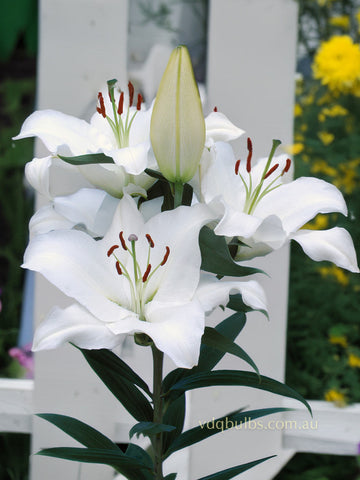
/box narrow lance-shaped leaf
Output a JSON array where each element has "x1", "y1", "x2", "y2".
[
  {"x1": 196, "y1": 456, "x2": 276, "y2": 480},
  {"x1": 202, "y1": 326, "x2": 259, "y2": 375},
  {"x1": 168, "y1": 370, "x2": 312, "y2": 415},
  {"x1": 37, "y1": 413, "x2": 120, "y2": 451},
  {"x1": 58, "y1": 153, "x2": 114, "y2": 165},
  {"x1": 199, "y1": 227, "x2": 263, "y2": 277},
  {"x1": 129, "y1": 422, "x2": 176, "y2": 439},
  {"x1": 165, "y1": 407, "x2": 293, "y2": 456}
]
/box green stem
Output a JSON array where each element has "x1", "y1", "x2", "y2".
[
  {"x1": 174, "y1": 182, "x2": 184, "y2": 208},
  {"x1": 152, "y1": 345, "x2": 164, "y2": 480}
]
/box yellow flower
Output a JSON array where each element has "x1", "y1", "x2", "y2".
[
  {"x1": 311, "y1": 159, "x2": 337, "y2": 177},
  {"x1": 348, "y1": 353, "x2": 360, "y2": 368},
  {"x1": 294, "y1": 103, "x2": 303, "y2": 117},
  {"x1": 318, "y1": 131, "x2": 335, "y2": 145},
  {"x1": 329, "y1": 15, "x2": 350, "y2": 30},
  {"x1": 313, "y1": 36, "x2": 360, "y2": 95},
  {"x1": 333, "y1": 159, "x2": 360, "y2": 194},
  {"x1": 324, "y1": 389, "x2": 347, "y2": 406},
  {"x1": 304, "y1": 214, "x2": 329, "y2": 230},
  {"x1": 283, "y1": 143, "x2": 304, "y2": 155},
  {"x1": 320, "y1": 266, "x2": 349, "y2": 286},
  {"x1": 320, "y1": 105, "x2": 348, "y2": 120},
  {"x1": 329, "y1": 334, "x2": 348, "y2": 347}
]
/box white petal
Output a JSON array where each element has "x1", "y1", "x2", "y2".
[
  {"x1": 195, "y1": 272, "x2": 267, "y2": 313},
  {"x1": 33, "y1": 304, "x2": 122, "y2": 351},
  {"x1": 77, "y1": 164, "x2": 128, "y2": 198},
  {"x1": 29, "y1": 204, "x2": 75, "y2": 238},
  {"x1": 215, "y1": 207, "x2": 262, "y2": 237},
  {"x1": 205, "y1": 111, "x2": 245, "y2": 144},
  {"x1": 54, "y1": 188, "x2": 118, "y2": 237},
  {"x1": 256, "y1": 177, "x2": 348, "y2": 234},
  {"x1": 25, "y1": 156, "x2": 53, "y2": 199},
  {"x1": 292, "y1": 227, "x2": 359, "y2": 273},
  {"x1": 107, "y1": 141, "x2": 150, "y2": 175},
  {"x1": 14, "y1": 110, "x2": 94, "y2": 156},
  {"x1": 23, "y1": 229, "x2": 134, "y2": 322}
]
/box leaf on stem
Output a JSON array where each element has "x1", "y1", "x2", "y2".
[
  {"x1": 58, "y1": 153, "x2": 114, "y2": 165},
  {"x1": 196, "y1": 455, "x2": 276, "y2": 480},
  {"x1": 129, "y1": 422, "x2": 176, "y2": 439}
]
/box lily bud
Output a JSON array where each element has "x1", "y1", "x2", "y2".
[{"x1": 150, "y1": 45, "x2": 205, "y2": 184}]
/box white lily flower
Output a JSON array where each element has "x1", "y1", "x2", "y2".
[
  {"x1": 201, "y1": 141, "x2": 359, "y2": 272},
  {"x1": 23, "y1": 196, "x2": 266, "y2": 368},
  {"x1": 14, "y1": 81, "x2": 152, "y2": 176}
]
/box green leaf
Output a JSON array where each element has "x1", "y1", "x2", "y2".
[
  {"x1": 199, "y1": 227, "x2": 263, "y2": 277},
  {"x1": 197, "y1": 455, "x2": 276, "y2": 480},
  {"x1": 79, "y1": 348, "x2": 151, "y2": 396},
  {"x1": 202, "y1": 326, "x2": 259, "y2": 375},
  {"x1": 129, "y1": 422, "x2": 176, "y2": 439},
  {"x1": 37, "y1": 414, "x2": 120, "y2": 451},
  {"x1": 80, "y1": 349, "x2": 153, "y2": 422},
  {"x1": 169, "y1": 370, "x2": 312, "y2": 415},
  {"x1": 227, "y1": 293, "x2": 268, "y2": 319},
  {"x1": 162, "y1": 393, "x2": 186, "y2": 452},
  {"x1": 165, "y1": 407, "x2": 292, "y2": 456},
  {"x1": 144, "y1": 168, "x2": 168, "y2": 182},
  {"x1": 37, "y1": 447, "x2": 152, "y2": 475},
  {"x1": 58, "y1": 153, "x2": 114, "y2": 166},
  {"x1": 164, "y1": 474, "x2": 177, "y2": 480},
  {"x1": 125, "y1": 444, "x2": 153, "y2": 470}
]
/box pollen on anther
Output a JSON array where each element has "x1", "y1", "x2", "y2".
[
  {"x1": 246, "y1": 137, "x2": 253, "y2": 173},
  {"x1": 142, "y1": 264, "x2": 152, "y2": 282},
  {"x1": 97, "y1": 92, "x2": 106, "y2": 118},
  {"x1": 235, "y1": 159, "x2": 241, "y2": 175},
  {"x1": 107, "y1": 244, "x2": 119, "y2": 257},
  {"x1": 264, "y1": 163, "x2": 279, "y2": 179},
  {"x1": 118, "y1": 91, "x2": 124, "y2": 115},
  {"x1": 214, "y1": 106, "x2": 218, "y2": 112},
  {"x1": 145, "y1": 234, "x2": 155, "y2": 248},
  {"x1": 161, "y1": 246, "x2": 170, "y2": 266},
  {"x1": 282, "y1": 158, "x2": 292, "y2": 175},
  {"x1": 137, "y1": 93, "x2": 143, "y2": 111},
  {"x1": 128, "y1": 82, "x2": 135, "y2": 107},
  {"x1": 115, "y1": 261, "x2": 122, "y2": 275},
  {"x1": 119, "y1": 231, "x2": 128, "y2": 250}
]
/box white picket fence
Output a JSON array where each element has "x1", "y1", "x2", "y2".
[{"x1": 1, "y1": 1, "x2": 359, "y2": 479}]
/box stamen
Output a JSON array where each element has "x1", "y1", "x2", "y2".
[
  {"x1": 263, "y1": 163, "x2": 279, "y2": 180},
  {"x1": 142, "y1": 264, "x2": 152, "y2": 282},
  {"x1": 246, "y1": 137, "x2": 253, "y2": 173},
  {"x1": 161, "y1": 246, "x2": 170, "y2": 266},
  {"x1": 97, "y1": 92, "x2": 106, "y2": 118},
  {"x1": 107, "y1": 244, "x2": 119, "y2": 257},
  {"x1": 145, "y1": 234, "x2": 155, "y2": 248},
  {"x1": 118, "y1": 91, "x2": 124, "y2": 115},
  {"x1": 115, "y1": 261, "x2": 122, "y2": 275},
  {"x1": 282, "y1": 158, "x2": 292, "y2": 175},
  {"x1": 235, "y1": 159, "x2": 241, "y2": 175},
  {"x1": 128, "y1": 81, "x2": 135, "y2": 107},
  {"x1": 119, "y1": 231, "x2": 128, "y2": 250},
  {"x1": 137, "y1": 93, "x2": 143, "y2": 111},
  {"x1": 128, "y1": 234, "x2": 138, "y2": 242},
  {"x1": 213, "y1": 106, "x2": 218, "y2": 112}
]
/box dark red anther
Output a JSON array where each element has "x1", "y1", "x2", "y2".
[
  {"x1": 282, "y1": 158, "x2": 292, "y2": 176},
  {"x1": 128, "y1": 82, "x2": 135, "y2": 107},
  {"x1": 142, "y1": 264, "x2": 152, "y2": 282},
  {"x1": 264, "y1": 163, "x2": 279, "y2": 180},
  {"x1": 119, "y1": 231, "x2": 128, "y2": 250},
  {"x1": 115, "y1": 261, "x2": 122, "y2": 275},
  {"x1": 161, "y1": 246, "x2": 170, "y2": 266},
  {"x1": 246, "y1": 137, "x2": 253, "y2": 173},
  {"x1": 145, "y1": 234, "x2": 155, "y2": 248},
  {"x1": 118, "y1": 91, "x2": 124, "y2": 115},
  {"x1": 107, "y1": 244, "x2": 119, "y2": 257},
  {"x1": 235, "y1": 159, "x2": 241, "y2": 175},
  {"x1": 137, "y1": 93, "x2": 143, "y2": 111},
  {"x1": 97, "y1": 92, "x2": 106, "y2": 118},
  {"x1": 214, "y1": 106, "x2": 218, "y2": 112}
]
